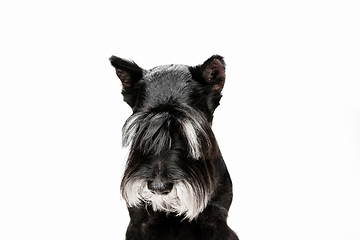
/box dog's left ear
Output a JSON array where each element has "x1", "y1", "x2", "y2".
[
  {"x1": 109, "y1": 56, "x2": 143, "y2": 88},
  {"x1": 190, "y1": 55, "x2": 226, "y2": 92}
]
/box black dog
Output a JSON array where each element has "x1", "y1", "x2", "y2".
[{"x1": 110, "y1": 55, "x2": 238, "y2": 240}]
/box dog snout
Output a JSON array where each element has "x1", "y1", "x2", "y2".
[{"x1": 147, "y1": 178, "x2": 173, "y2": 195}]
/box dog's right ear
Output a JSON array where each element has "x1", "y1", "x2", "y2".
[{"x1": 109, "y1": 56, "x2": 143, "y2": 88}]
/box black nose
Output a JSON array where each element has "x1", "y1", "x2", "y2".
[{"x1": 147, "y1": 179, "x2": 173, "y2": 195}]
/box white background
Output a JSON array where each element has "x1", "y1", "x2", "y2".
[{"x1": 1, "y1": 0, "x2": 359, "y2": 239}]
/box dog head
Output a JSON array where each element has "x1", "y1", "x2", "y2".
[{"x1": 110, "y1": 55, "x2": 226, "y2": 220}]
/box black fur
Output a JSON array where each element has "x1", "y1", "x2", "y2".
[{"x1": 110, "y1": 55, "x2": 238, "y2": 240}]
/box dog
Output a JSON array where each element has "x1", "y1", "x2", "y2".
[{"x1": 109, "y1": 55, "x2": 238, "y2": 240}]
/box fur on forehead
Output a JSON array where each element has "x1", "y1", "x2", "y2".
[
  {"x1": 145, "y1": 64, "x2": 191, "y2": 81},
  {"x1": 141, "y1": 64, "x2": 195, "y2": 107}
]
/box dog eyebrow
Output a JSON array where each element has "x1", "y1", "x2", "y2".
[
  {"x1": 122, "y1": 105, "x2": 213, "y2": 159},
  {"x1": 180, "y1": 119, "x2": 200, "y2": 159}
]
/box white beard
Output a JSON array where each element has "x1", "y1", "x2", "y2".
[{"x1": 121, "y1": 179, "x2": 210, "y2": 221}]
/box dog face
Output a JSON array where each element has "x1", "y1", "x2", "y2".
[{"x1": 110, "y1": 55, "x2": 226, "y2": 220}]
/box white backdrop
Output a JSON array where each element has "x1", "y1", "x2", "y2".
[{"x1": 1, "y1": 0, "x2": 359, "y2": 239}]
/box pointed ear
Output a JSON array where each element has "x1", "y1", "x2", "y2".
[
  {"x1": 109, "y1": 56, "x2": 143, "y2": 88},
  {"x1": 200, "y1": 55, "x2": 226, "y2": 92}
]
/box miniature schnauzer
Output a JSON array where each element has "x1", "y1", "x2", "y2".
[{"x1": 109, "y1": 55, "x2": 238, "y2": 240}]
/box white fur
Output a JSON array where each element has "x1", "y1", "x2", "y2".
[
  {"x1": 122, "y1": 179, "x2": 209, "y2": 221},
  {"x1": 181, "y1": 119, "x2": 201, "y2": 159}
]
